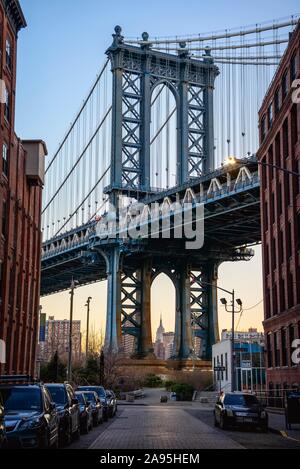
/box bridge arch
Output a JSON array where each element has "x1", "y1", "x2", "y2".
[
  {"x1": 150, "y1": 82, "x2": 178, "y2": 189},
  {"x1": 150, "y1": 269, "x2": 177, "y2": 359}
]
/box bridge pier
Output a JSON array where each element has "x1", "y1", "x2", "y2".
[{"x1": 104, "y1": 248, "x2": 122, "y2": 353}]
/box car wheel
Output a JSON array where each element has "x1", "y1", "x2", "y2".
[
  {"x1": 220, "y1": 414, "x2": 228, "y2": 430},
  {"x1": 73, "y1": 424, "x2": 80, "y2": 440},
  {"x1": 40, "y1": 431, "x2": 51, "y2": 449},
  {"x1": 64, "y1": 423, "x2": 72, "y2": 446},
  {"x1": 82, "y1": 417, "x2": 89, "y2": 435},
  {"x1": 51, "y1": 435, "x2": 59, "y2": 449},
  {"x1": 260, "y1": 422, "x2": 268, "y2": 433}
]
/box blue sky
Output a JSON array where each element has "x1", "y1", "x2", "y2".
[
  {"x1": 16, "y1": 0, "x2": 300, "y2": 153},
  {"x1": 15, "y1": 0, "x2": 299, "y2": 336}
]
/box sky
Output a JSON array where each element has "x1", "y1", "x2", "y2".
[{"x1": 15, "y1": 0, "x2": 299, "y2": 340}]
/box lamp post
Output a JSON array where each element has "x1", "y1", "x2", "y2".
[
  {"x1": 224, "y1": 155, "x2": 300, "y2": 178},
  {"x1": 199, "y1": 280, "x2": 243, "y2": 393},
  {"x1": 85, "y1": 296, "x2": 92, "y2": 361},
  {"x1": 219, "y1": 292, "x2": 243, "y2": 392},
  {"x1": 67, "y1": 278, "x2": 79, "y2": 382}
]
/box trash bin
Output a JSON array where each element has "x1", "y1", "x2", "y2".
[{"x1": 285, "y1": 392, "x2": 300, "y2": 430}]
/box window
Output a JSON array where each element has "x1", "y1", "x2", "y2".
[
  {"x1": 2, "y1": 143, "x2": 8, "y2": 176},
  {"x1": 4, "y1": 88, "x2": 10, "y2": 122},
  {"x1": 278, "y1": 229, "x2": 283, "y2": 264},
  {"x1": 289, "y1": 325, "x2": 295, "y2": 366},
  {"x1": 287, "y1": 222, "x2": 292, "y2": 258},
  {"x1": 291, "y1": 52, "x2": 297, "y2": 82},
  {"x1": 282, "y1": 70, "x2": 288, "y2": 100},
  {"x1": 281, "y1": 328, "x2": 288, "y2": 366},
  {"x1": 1, "y1": 201, "x2": 7, "y2": 238},
  {"x1": 291, "y1": 104, "x2": 298, "y2": 150},
  {"x1": 274, "y1": 332, "x2": 280, "y2": 367},
  {"x1": 283, "y1": 118, "x2": 289, "y2": 159},
  {"x1": 297, "y1": 212, "x2": 300, "y2": 251},
  {"x1": 268, "y1": 103, "x2": 273, "y2": 127},
  {"x1": 6, "y1": 39, "x2": 12, "y2": 70},
  {"x1": 261, "y1": 115, "x2": 266, "y2": 141},
  {"x1": 267, "y1": 334, "x2": 273, "y2": 368},
  {"x1": 274, "y1": 87, "x2": 280, "y2": 114},
  {"x1": 278, "y1": 182, "x2": 282, "y2": 216}
]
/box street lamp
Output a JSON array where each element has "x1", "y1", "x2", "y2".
[
  {"x1": 219, "y1": 291, "x2": 243, "y2": 392},
  {"x1": 85, "y1": 296, "x2": 92, "y2": 361},
  {"x1": 67, "y1": 278, "x2": 79, "y2": 382},
  {"x1": 224, "y1": 155, "x2": 300, "y2": 178},
  {"x1": 200, "y1": 280, "x2": 243, "y2": 392}
]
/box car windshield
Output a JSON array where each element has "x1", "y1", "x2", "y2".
[
  {"x1": 78, "y1": 387, "x2": 106, "y2": 398},
  {"x1": 84, "y1": 392, "x2": 96, "y2": 403},
  {"x1": 224, "y1": 394, "x2": 259, "y2": 406},
  {"x1": 1, "y1": 387, "x2": 42, "y2": 412},
  {"x1": 46, "y1": 386, "x2": 67, "y2": 405},
  {"x1": 75, "y1": 393, "x2": 86, "y2": 405}
]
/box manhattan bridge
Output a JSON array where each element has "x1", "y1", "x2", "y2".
[{"x1": 40, "y1": 16, "x2": 298, "y2": 363}]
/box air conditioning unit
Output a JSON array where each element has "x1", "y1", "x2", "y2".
[{"x1": 23, "y1": 140, "x2": 47, "y2": 186}]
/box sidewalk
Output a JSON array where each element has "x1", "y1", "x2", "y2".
[{"x1": 268, "y1": 410, "x2": 300, "y2": 442}]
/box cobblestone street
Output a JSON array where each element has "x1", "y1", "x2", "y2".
[{"x1": 90, "y1": 406, "x2": 243, "y2": 450}]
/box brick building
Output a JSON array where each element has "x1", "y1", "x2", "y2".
[
  {"x1": 258, "y1": 22, "x2": 300, "y2": 391},
  {"x1": 0, "y1": 0, "x2": 47, "y2": 375}
]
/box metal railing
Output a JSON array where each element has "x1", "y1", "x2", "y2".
[{"x1": 255, "y1": 388, "x2": 300, "y2": 409}]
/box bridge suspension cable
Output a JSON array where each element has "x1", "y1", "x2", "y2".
[
  {"x1": 42, "y1": 16, "x2": 299, "y2": 241},
  {"x1": 125, "y1": 15, "x2": 299, "y2": 45}
]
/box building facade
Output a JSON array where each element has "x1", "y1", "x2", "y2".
[
  {"x1": 0, "y1": 0, "x2": 47, "y2": 375},
  {"x1": 212, "y1": 339, "x2": 266, "y2": 393},
  {"x1": 258, "y1": 22, "x2": 300, "y2": 391},
  {"x1": 221, "y1": 328, "x2": 265, "y2": 345},
  {"x1": 38, "y1": 316, "x2": 82, "y2": 363}
]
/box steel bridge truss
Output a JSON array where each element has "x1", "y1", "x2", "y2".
[{"x1": 106, "y1": 26, "x2": 218, "y2": 194}]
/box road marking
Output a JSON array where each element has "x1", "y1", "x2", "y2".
[{"x1": 279, "y1": 430, "x2": 300, "y2": 444}]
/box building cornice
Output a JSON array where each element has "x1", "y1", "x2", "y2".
[{"x1": 1, "y1": 0, "x2": 27, "y2": 34}]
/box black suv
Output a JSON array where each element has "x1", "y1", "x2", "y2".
[
  {"x1": 214, "y1": 392, "x2": 268, "y2": 432},
  {"x1": 77, "y1": 386, "x2": 109, "y2": 421},
  {"x1": 45, "y1": 383, "x2": 80, "y2": 445},
  {"x1": 0, "y1": 392, "x2": 7, "y2": 448},
  {"x1": 0, "y1": 375, "x2": 59, "y2": 449}
]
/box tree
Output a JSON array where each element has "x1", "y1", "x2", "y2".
[{"x1": 40, "y1": 351, "x2": 66, "y2": 383}]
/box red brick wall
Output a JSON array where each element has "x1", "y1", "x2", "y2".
[
  {"x1": 0, "y1": 1, "x2": 42, "y2": 376},
  {"x1": 257, "y1": 22, "x2": 300, "y2": 389}
]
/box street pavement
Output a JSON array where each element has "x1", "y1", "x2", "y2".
[
  {"x1": 90, "y1": 406, "x2": 243, "y2": 449},
  {"x1": 68, "y1": 388, "x2": 300, "y2": 450}
]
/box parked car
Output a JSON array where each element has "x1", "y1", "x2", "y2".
[
  {"x1": 45, "y1": 383, "x2": 80, "y2": 445},
  {"x1": 106, "y1": 390, "x2": 117, "y2": 417},
  {"x1": 75, "y1": 391, "x2": 93, "y2": 434},
  {"x1": 77, "y1": 386, "x2": 109, "y2": 421},
  {"x1": 81, "y1": 391, "x2": 103, "y2": 426},
  {"x1": 0, "y1": 393, "x2": 7, "y2": 449},
  {"x1": 214, "y1": 392, "x2": 268, "y2": 432},
  {"x1": 0, "y1": 375, "x2": 59, "y2": 449}
]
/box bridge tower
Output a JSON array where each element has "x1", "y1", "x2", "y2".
[{"x1": 104, "y1": 26, "x2": 220, "y2": 361}]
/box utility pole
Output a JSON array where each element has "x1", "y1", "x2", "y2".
[
  {"x1": 67, "y1": 279, "x2": 78, "y2": 382},
  {"x1": 85, "y1": 296, "x2": 92, "y2": 361},
  {"x1": 220, "y1": 292, "x2": 243, "y2": 392}
]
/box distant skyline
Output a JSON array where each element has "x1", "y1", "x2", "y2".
[{"x1": 15, "y1": 1, "x2": 298, "y2": 340}]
